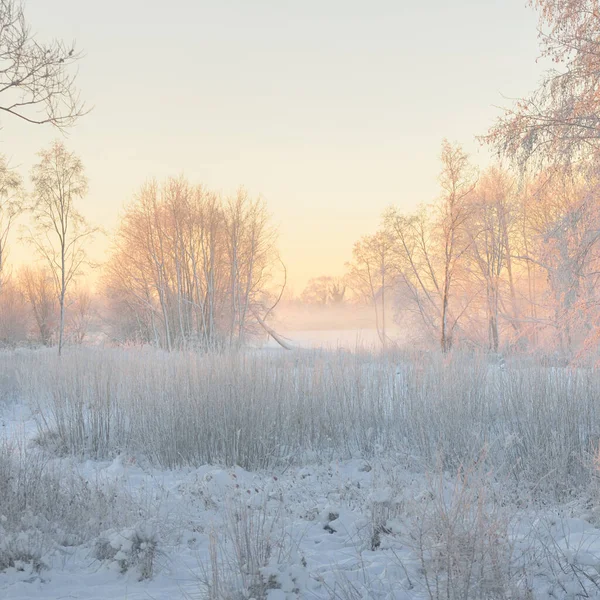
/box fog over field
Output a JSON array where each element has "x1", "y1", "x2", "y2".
[{"x1": 3, "y1": 0, "x2": 600, "y2": 599}]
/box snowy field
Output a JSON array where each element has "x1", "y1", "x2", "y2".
[
  {"x1": 2, "y1": 348, "x2": 600, "y2": 599},
  {"x1": 261, "y1": 329, "x2": 383, "y2": 350}
]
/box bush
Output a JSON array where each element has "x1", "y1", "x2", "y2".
[
  {"x1": 199, "y1": 495, "x2": 305, "y2": 600},
  {"x1": 405, "y1": 459, "x2": 523, "y2": 600},
  {"x1": 94, "y1": 524, "x2": 159, "y2": 580},
  {"x1": 0, "y1": 438, "x2": 139, "y2": 573}
]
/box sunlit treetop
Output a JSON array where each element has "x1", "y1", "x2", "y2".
[{"x1": 486, "y1": 0, "x2": 600, "y2": 168}]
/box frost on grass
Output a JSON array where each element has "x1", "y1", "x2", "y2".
[
  {"x1": 404, "y1": 459, "x2": 524, "y2": 600},
  {"x1": 0, "y1": 439, "x2": 145, "y2": 576},
  {"x1": 199, "y1": 493, "x2": 309, "y2": 600},
  {"x1": 94, "y1": 523, "x2": 159, "y2": 581},
  {"x1": 19, "y1": 348, "x2": 600, "y2": 499},
  {"x1": 5, "y1": 348, "x2": 600, "y2": 598}
]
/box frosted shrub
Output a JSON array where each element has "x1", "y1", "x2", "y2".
[
  {"x1": 406, "y1": 461, "x2": 524, "y2": 600},
  {"x1": 94, "y1": 524, "x2": 159, "y2": 580},
  {"x1": 0, "y1": 439, "x2": 138, "y2": 572},
  {"x1": 200, "y1": 496, "x2": 305, "y2": 599},
  {"x1": 0, "y1": 529, "x2": 45, "y2": 573}
]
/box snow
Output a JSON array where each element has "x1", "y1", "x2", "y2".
[
  {"x1": 261, "y1": 328, "x2": 383, "y2": 350},
  {"x1": 3, "y1": 386, "x2": 600, "y2": 598}
]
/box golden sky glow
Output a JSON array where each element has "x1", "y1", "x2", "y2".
[{"x1": 6, "y1": 0, "x2": 543, "y2": 292}]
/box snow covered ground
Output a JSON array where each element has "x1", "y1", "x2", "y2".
[
  {"x1": 2, "y1": 350, "x2": 600, "y2": 599},
  {"x1": 261, "y1": 328, "x2": 383, "y2": 350}
]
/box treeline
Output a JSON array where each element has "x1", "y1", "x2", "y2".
[
  {"x1": 3, "y1": 139, "x2": 600, "y2": 359},
  {"x1": 343, "y1": 141, "x2": 600, "y2": 358},
  {"x1": 299, "y1": 0, "x2": 600, "y2": 361},
  {"x1": 6, "y1": 137, "x2": 599, "y2": 359},
  {"x1": 0, "y1": 143, "x2": 281, "y2": 351},
  {"x1": 1, "y1": 0, "x2": 599, "y2": 360}
]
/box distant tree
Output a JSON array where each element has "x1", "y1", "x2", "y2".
[
  {"x1": 301, "y1": 276, "x2": 346, "y2": 306},
  {"x1": 329, "y1": 277, "x2": 346, "y2": 304},
  {"x1": 347, "y1": 230, "x2": 395, "y2": 348},
  {"x1": 19, "y1": 266, "x2": 57, "y2": 346},
  {"x1": 0, "y1": 0, "x2": 86, "y2": 129},
  {"x1": 0, "y1": 276, "x2": 27, "y2": 345},
  {"x1": 67, "y1": 286, "x2": 93, "y2": 344},
  {"x1": 301, "y1": 276, "x2": 330, "y2": 306},
  {"x1": 30, "y1": 141, "x2": 94, "y2": 355},
  {"x1": 0, "y1": 156, "x2": 21, "y2": 291}
]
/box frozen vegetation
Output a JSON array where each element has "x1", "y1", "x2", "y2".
[{"x1": 2, "y1": 347, "x2": 600, "y2": 599}]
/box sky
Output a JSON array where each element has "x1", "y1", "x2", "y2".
[{"x1": 6, "y1": 0, "x2": 544, "y2": 293}]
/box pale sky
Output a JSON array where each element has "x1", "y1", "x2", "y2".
[{"x1": 7, "y1": 0, "x2": 543, "y2": 293}]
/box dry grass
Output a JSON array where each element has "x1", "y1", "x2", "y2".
[{"x1": 10, "y1": 347, "x2": 600, "y2": 497}]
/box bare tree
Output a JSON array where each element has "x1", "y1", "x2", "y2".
[
  {"x1": 486, "y1": 0, "x2": 600, "y2": 165},
  {"x1": 0, "y1": 0, "x2": 86, "y2": 129},
  {"x1": 224, "y1": 190, "x2": 277, "y2": 347},
  {"x1": 383, "y1": 142, "x2": 476, "y2": 352},
  {"x1": 30, "y1": 141, "x2": 94, "y2": 355},
  {"x1": 347, "y1": 230, "x2": 395, "y2": 348},
  {"x1": 514, "y1": 168, "x2": 600, "y2": 356},
  {"x1": 105, "y1": 178, "x2": 278, "y2": 350},
  {"x1": 437, "y1": 141, "x2": 477, "y2": 352},
  {"x1": 301, "y1": 275, "x2": 346, "y2": 306},
  {"x1": 0, "y1": 155, "x2": 21, "y2": 291},
  {"x1": 19, "y1": 265, "x2": 57, "y2": 345},
  {"x1": 466, "y1": 167, "x2": 516, "y2": 352},
  {"x1": 385, "y1": 207, "x2": 443, "y2": 342}
]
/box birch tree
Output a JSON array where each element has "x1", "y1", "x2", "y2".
[
  {"x1": 487, "y1": 0, "x2": 600, "y2": 165},
  {"x1": 437, "y1": 141, "x2": 477, "y2": 352},
  {"x1": 30, "y1": 141, "x2": 94, "y2": 355}
]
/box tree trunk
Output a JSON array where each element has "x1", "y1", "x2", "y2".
[{"x1": 58, "y1": 246, "x2": 66, "y2": 356}]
